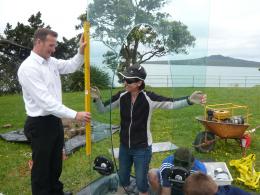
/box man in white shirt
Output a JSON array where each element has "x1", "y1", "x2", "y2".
[{"x1": 18, "y1": 28, "x2": 90, "y2": 195}]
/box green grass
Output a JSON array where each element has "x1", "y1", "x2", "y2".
[{"x1": 0, "y1": 87, "x2": 260, "y2": 194}]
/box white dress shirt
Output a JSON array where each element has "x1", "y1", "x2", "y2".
[{"x1": 18, "y1": 51, "x2": 84, "y2": 118}]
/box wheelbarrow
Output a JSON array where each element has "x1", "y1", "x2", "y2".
[{"x1": 193, "y1": 103, "x2": 256, "y2": 155}]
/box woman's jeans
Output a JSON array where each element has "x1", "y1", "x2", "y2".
[{"x1": 118, "y1": 144, "x2": 152, "y2": 193}]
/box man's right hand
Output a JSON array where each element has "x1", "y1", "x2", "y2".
[
  {"x1": 75, "y1": 112, "x2": 91, "y2": 123},
  {"x1": 79, "y1": 33, "x2": 87, "y2": 55}
]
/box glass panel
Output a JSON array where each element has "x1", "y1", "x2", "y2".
[
  {"x1": 85, "y1": 0, "x2": 210, "y2": 194},
  {"x1": 85, "y1": 0, "x2": 212, "y2": 194},
  {"x1": 80, "y1": 0, "x2": 259, "y2": 194}
]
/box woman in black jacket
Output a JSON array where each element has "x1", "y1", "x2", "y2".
[{"x1": 92, "y1": 65, "x2": 206, "y2": 195}]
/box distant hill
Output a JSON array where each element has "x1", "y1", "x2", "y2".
[{"x1": 145, "y1": 55, "x2": 260, "y2": 67}]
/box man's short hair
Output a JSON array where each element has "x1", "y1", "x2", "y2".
[
  {"x1": 33, "y1": 28, "x2": 58, "y2": 45},
  {"x1": 174, "y1": 147, "x2": 195, "y2": 170},
  {"x1": 183, "y1": 172, "x2": 217, "y2": 195}
]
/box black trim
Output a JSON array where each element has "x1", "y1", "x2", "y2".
[{"x1": 186, "y1": 96, "x2": 194, "y2": 105}]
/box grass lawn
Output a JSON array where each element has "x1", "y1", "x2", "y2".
[{"x1": 0, "y1": 87, "x2": 259, "y2": 194}]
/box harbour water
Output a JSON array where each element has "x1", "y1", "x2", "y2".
[{"x1": 142, "y1": 64, "x2": 260, "y2": 87}]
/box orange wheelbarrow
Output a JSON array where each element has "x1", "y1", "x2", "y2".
[{"x1": 193, "y1": 103, "x2": 255, "y2": 155}]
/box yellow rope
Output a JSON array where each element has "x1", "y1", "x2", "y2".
[{"x1": 230, "y1": 154, "x2": 260, "y2": 189}]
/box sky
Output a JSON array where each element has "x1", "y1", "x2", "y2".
[
  {"x1": 208, "y1": 0, "x2": 260, "y2": 62},
  {"x1": 0, "y1": 0, "x2": 87, "y2": 40},
  {"x1": 0, "y1": 0, "x2": 260, "y2": 62},
  {"x1": 165, "y1": 0, "x2": 260, "y2": 62}
]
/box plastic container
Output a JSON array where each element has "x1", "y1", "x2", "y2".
[{"x1": 203, "y1": 162, "x2": 233, "y2": 186}]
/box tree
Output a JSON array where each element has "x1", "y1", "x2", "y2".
[
  {"x1": 78, "y1": 0, "x2": 196, "y2": 78},
  {"x1": 0, "y1": 12, "x2": 111, "y2": 94},
  {"x1": 0, "y1": 12, "x2": 86, "y2": 94},
  {"x1": 0, "y1": 12, "x2": 47, "y2": 94}
]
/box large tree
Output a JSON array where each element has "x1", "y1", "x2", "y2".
[
  {"x1": 0, "y1": 12, "x2": 111, "y2": 94},
  {"x1": 0, "y1": 12, "x2": 45, "y2": 93},
  {"x1": 79, "y1": 0, "x2": 196, "y2": 75}
]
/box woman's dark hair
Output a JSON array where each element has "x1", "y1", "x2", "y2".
[{"x1": 139, "y1": 81, "x2": 145, "y2": 90}]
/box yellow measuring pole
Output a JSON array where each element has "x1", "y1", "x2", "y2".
[{"x1": 84, "y1": 21, "x2": 91, "y2": 155}]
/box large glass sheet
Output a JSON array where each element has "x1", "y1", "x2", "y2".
[
  {"x1": 84, "y1": 0, "x2": 212, "y2": 194},
  {"x1": 81, "y1": 0, "x2": 259, "y2": 194},
  {"x1": 84, "y1": 1, "x2": 212, "y2": 193}
]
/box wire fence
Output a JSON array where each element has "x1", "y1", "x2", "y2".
[{"x1": 145, "y1": 75, "x2": 260, "y2": 87}]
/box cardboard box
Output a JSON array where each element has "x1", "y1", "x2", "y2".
[{"x1": 203, "y1": 162, "x2": 233, "y2": 186}]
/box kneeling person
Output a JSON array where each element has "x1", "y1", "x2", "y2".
[{"x1": 148, "y1": 147, "x2": 207, "y2": 195}]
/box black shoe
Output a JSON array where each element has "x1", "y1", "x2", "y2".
[{"x1": 63, "y1": 192, "x2": 73, "y2": 195}]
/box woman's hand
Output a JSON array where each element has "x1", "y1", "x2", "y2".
[
  {"x1": 91, "y1": 86, "x2": 101, "y2": 100},
  {"x1": 189, "y1": 91, "x2": 207, "y2": 105}
]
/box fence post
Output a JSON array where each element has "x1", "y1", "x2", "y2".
[
  {"x1": 245, "y1": 76, "x2": 247, "y2": 88},
  {"x1": 218, "y1": 75, "x2": 221, "y2": 87}
]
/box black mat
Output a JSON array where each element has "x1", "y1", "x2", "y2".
[{"x1": 0, "y1": 120, "x2": 119, "y2": 155}]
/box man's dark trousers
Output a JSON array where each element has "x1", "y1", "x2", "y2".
[{"x1": 24, "y1": 115, "x2": 64, "y2": 195}]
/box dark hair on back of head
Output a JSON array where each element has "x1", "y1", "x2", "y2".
[
  {"x1": 174, "y1": 147, "x2": 195, "y2": 163},
  {"x1": 139, "y1": 81, "x2": 145, "y2": 90},
  {"x1": 33, "y1": 28, "x2": 58, "y2": 45}
]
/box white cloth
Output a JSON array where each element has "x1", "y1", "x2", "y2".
[{"x1": 18, "y1": 51, "x2": 84, "y2": 118}]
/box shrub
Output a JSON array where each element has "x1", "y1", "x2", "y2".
[{"x1": 62, "y1": 65, "x2": 111, "y2": 92}]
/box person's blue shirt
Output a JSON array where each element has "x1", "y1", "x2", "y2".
[{"x1": 159, "y1": 155, "x2": 207, "y2": 187}]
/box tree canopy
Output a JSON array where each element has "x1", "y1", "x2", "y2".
[
  {"x1": 0, "y1": 12, "x2": 110, "y2": 94},
  {"x1": 80, "y1": 0, "x2": 196, "y2": 76},
  {"x1": 0, "y1": 12, "x2": 44, "y2": 93}
]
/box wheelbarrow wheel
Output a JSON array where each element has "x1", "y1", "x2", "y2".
[{"x1": 194, "y1": 131, "x2": 215, "y2": 153}]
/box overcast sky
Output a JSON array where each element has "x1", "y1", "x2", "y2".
[
  {"x1": 209, "y1": 0, "x2": 260, "y2": 62},
  {"x1": 0, "y1": 0, "x2": 87, "y2": 40},
  {"x1": 1, "y1": 0, "x2": 260, "y2": 62},
  {"x1": 165, "y1": 0, "x2": 260, "y2": 62}
]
